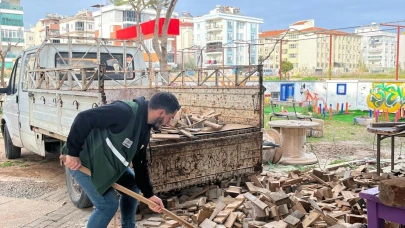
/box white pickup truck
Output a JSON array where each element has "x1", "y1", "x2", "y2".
[{"x1": 0, "y1": 37, "x2": 264, "y2": 208}]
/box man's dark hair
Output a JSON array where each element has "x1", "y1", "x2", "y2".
[{"x1": 149, "y1": 92, "x2": 181, "y2": 114}]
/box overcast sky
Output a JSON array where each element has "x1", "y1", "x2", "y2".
[{"x1": 21, "y1": 0, "x2": 405, "y2": 32}]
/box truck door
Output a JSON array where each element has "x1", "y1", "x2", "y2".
[{"x1": 3, "y1": 57, "x2": 23, "y2": 147}]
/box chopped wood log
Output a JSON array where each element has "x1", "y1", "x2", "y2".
[
  {"x1": 341, "y1": 191, "x2": 355, "y2": 200},
  {"x1": 143, "y1": 221, "x2": 162, "y2": 227},
  {"x1": 283, "y1": 215, "x2": 301, "y2": 227},
  {"x1": 197, "y1": 209, "x2": 213, "y2": 225},
  {"x1": 379, "y1": 178, "x2": 405, "y2": 207},
  {"x1": 332, "y1": 184, "x2": 346, "y2": 198},
  {"x1": 185, "y1": 128, "x2": 201, "y2": 132},
  {"x1": 189, "y1": 116, "x2": 223, "y2": 130},
  {"x1": 282, "y1": 178, "x2": 303, "y2": 187},
  {"x1": 345, "y1": 214, "x2": 366, "y2": 224},
  {"x1": 322, "y1": 188, "x2": 333, "y2": 199},
  {"x1": 243, "y1": 192, "x2": 268, "y2": 210},
  {"x1": 165, "y1": 220, "x2": 181, "y2": 228},
  {"x1": 308, "y1": 173, "x2": 333, "y2": 188},
  {"x1": 324, "y1": 214, "x2": 339, "y2": 226},
  {"x1": 270, "y1": 191, "x2": 291, "y2": 206},
  {"x1": 270, "y1": 181, "x2": 281, "y2": 192},
  {"x1": 264, "y1": 221, "x2": 289, "y2": 228},
  {"x1": 302, "y1": 211, "x2": 321, "y2": 228},
  {"x1": 249, "y1": 175, "x2": 265, "y2": 188},
  {"x1": 245, "y1": 182, "x2": 258, "y2": 193},
  {"x1": 224, "y1": 212, "x2": 238, "y2": 228},
  {"x1": 308, "y1": 199, "x2": 323, "y2": 215},
  {"x1": 278, "y1": 204, "x2": 290, "y2": 216},
  {"x1": 313, "y1": 189, "x2": 324, "y2": 201},
  {"x1": 179, "y1": 129, "x2": 195, "y2": 139},
  {"x1": 200, "y1": 218, "x2": 217, "y2": 228},
  {"x1": 209, "y1": 201, "x2": 226, "y2": 220},
  {"x1": 313, "y1": 169, "x2": 324, "y2": 180},
  {"x1": 292, "y1": 198, "x2": 307, "y2": 214},
  {"x1": 151, "y1": 133, "x2": 181, "y2": 139},
  {"x1": 213, "y1": 211, "x2": 230, "y2": 223},
  {"x1": 291, "y1": 210, "x2": 305, "y2": 221}
]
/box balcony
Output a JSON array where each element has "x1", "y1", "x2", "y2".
[
  {"x1": 368, "y1": 48, "x2": 383, "y2": 53},
  {"x1": 368, "y1": 55, "x2": 383, "y2": 59},
  {"x1": 5, "y1": 52, "x2": 18, "y2": 59},
  {"x1": 205, "y1": 59, "x2": 223, "y2": 65},
  {"x1": 1, "y1": 37, "x2": 24, "y2": 43},
  {"x1": 206, "y1": 24, "x2": 223, "y2": 32},
  {"x1": 0, "y1": 3, "x2": 23, "y2": 11},
  {"x1": 206, "y1": 36, "x2": 223, "y2": 43}
]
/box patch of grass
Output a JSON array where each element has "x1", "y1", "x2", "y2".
[
  {"x1": 329, "y1": 159, "x2": 350, "y2": 165},
  {"x1": 0, "y1": 160, "x2": 24, "y2": 168}
]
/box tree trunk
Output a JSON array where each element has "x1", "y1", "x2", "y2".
[{"x1": 0, "y1": 55, "x2": 5, "y2": 87}]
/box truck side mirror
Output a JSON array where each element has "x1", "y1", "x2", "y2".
[{"x1": 0, "y1": 85, "x2": 11, "y2": 95}]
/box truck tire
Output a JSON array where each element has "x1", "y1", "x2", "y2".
[
  {"x1": 3, "y1": 123, "x2": 21, "y2": 159},
  {"x1": 65, "y1": 167, "x2": 93, "y2": 208}
]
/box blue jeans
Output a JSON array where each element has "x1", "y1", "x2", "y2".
[{"x1": 70, "y1": 167, "x2": 140, "y2": 228}]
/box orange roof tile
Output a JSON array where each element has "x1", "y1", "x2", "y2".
[
  {"x1": 292, "y1": 21, "x2": 307, "y2": 26},
  {"x1": 259, "y1": 29, "x2": 288, "y2": 38},
  {"x1": 299, "y1": 27, "x2": 349, "y2": 35}
]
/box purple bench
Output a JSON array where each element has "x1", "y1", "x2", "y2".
[{"x1": 359, "y1": 187, "x2": 405, "y2": 228}]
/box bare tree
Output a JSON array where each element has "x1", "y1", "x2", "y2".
[
  {"x1": 151, "y1": 0, "x2": 178, "y2": 83},
  {"x1": 111, "y1": 0, "x2": 156, "y2": 86},
  {"x1": 0, "y1": 41, "x2": 20, "y2": 87}
]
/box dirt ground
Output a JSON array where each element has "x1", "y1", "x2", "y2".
[{"x1": 0, "y1": 124, "x2": 402, "y2": 227}]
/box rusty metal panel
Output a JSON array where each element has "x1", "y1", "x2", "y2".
[
  {"x1": 102, "y1": 87, "x2": 157, "y2": 103},
  {"x1": 156, "y1": 86, "x2": 261, "y2": 127},
  {"x1": 148, "y1": 128, "x2": 262, "y2": 193}
]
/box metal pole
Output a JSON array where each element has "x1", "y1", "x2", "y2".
[
  {"x1": 279, "y1": 39, "x2": 282, "y2": 80},
  {"x1": 222, "y1": 46, "x2": 224, "y2": 81},
  {"x1": 396, "y1": 27, "x2": 400, "y2": 81},
  {"x1": 329, "y1": 34, "x2": 332, "y2": 80}
]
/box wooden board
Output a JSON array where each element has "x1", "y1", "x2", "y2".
[
  {"x1": 302, "y1": 211, "x2": 321, "y2": 228},
  {"x1": 265, "y1": 128, "x2": 283, "y2": 164}
]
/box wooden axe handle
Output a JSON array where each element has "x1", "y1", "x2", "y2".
[{"x1": 59, "y1": 155, "x2": 195, "y2": 228}]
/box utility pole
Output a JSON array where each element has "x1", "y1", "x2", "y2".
[
  {"x1": 380, "y1": 23, "x2": 405, "y2": 80},
  {"x1": 279, "y1": 39, "x2": 282, "y2": 80},
  {"x1": 329, "y1": 34, "x2": 332, "y2": 80}
]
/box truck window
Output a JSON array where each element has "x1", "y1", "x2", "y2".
[
  {"x1": 22, "y1": 53, "x2": 36, "y2": 91},
  {"x1": 9, "y1": 57, "x2": 21, "y2": 94},
  {"x1": 55, "y1": 52, "x2": 135, "y2": 80}
]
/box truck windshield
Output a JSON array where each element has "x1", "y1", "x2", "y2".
[{"x1": 55, "y1": 52, "x2": 135, "y2": 80}]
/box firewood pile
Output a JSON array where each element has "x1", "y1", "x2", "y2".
[
  {"x1": 151, "y1": 108, "x2": 225, "y2": 140},
  {"x1": 136, "y1": 164, "x2": 405, "y2": 228}
]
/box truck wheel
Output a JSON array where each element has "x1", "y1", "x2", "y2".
[
  {"x1": 3, "y1": 123, "x2": 21, "y2": 159},
  {"x1": 65, "y1": 167, "x2": 93, "y2": 208}
]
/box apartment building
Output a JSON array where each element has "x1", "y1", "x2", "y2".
[
  {"x1": 92, "y1": 3, "x2": 178, "y2": 68},
  {"x1": 32, "y1": 13, "x2": 62, "y2": 45},
  {"x1": 355, "y1": 23, "x2": 396, "y2": 72},
  {"x1": 59, "y1": 9, "x2": 95, "y2": 44},
  {"x1": 177, "y1": 11, "x2": 194, "y2": 67},
  {"x1": 193, "y1": 5, "x2": 263, "y2": 67},
  {"x1": 0, "y1": 0, "x2": 25, "y2": 69},
  {"x1": 259, "y1": 20, "x2": 362, "y2": 75},
  {"x1": 24, "y1": 28, "x2": 35, "y2": 49}
]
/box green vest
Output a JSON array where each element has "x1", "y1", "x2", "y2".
[{"x1": 63, "y1": 100, "x2": 142, "y2": 195}]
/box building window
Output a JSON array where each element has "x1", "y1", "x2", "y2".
[
  {"x1": 123, "y1": 10, "x2": 136, "y2": 22},
  {"x1": 197, "y1": 24, "x2": 200, "y2": 29},
  {"x1": 168, "y1": 53, "x2": 174, "y2": 63},
  {"x1": 238, "y1": 33, "x2": 243, "y2": 40},
  {"x1": 196, "y1": 34, "x2": 200, "y2": 41},
  {"x1": 0, "y1": 13, "x2": 24, "y2": 27},
  {"x1": 227, "y1": 21, "x2": 232, "y2": 29},
  {"x1": 227, "y1": 32, "x2": 233, "y2": 40},
  {"x1": 227, "y1": 56, "x2": 232, "y2": 64},
  {"x1": 250, "y1": 56, "x2": 255, "y2": 64},
  {"x1": 289, "y1": 44, "x2": 297, "y2": 49},
  {"x1": 88, "y1": 24, "x2": 93, "y2": 30},
  {"x1": 238, "y1": 22, "x2": 244, "y2": 29},
  {"x1": 289, "y1": 53, "x2": 297, "y2": 58},
  {"x1": 289, "y1": 35, "x2": 298, "y2": 40},
  {"x1": 251, "y1": 35, "x2": 255, "y2": 42},
  {"x1": 123, "y1": 23, "x2": 134, "y2": 28},
  {"x1": 75, "y1": 21, "x2": 84, "y2": 31}
]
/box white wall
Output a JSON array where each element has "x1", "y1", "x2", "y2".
[{"x1": 262, "y1": 80, "x2": 381, "y2": 111}]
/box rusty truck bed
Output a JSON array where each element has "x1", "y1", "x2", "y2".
[{"x1": 149, "y1": 127, "x2": 262, "y2": 193}]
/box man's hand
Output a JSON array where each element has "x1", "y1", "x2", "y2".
[
  {"x1": 148, "y1": 195, "x2": 164, "y2": 213},
  {"x1": 64, "y1": 155, "x2": 81, "y2": 170}
]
